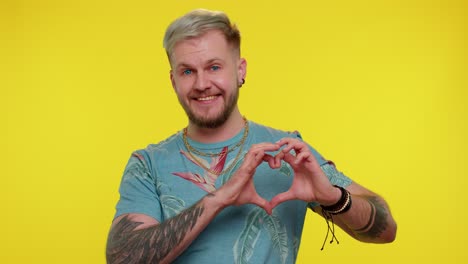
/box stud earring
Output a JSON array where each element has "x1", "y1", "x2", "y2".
[{"x1": 239, "y1": 78, "x2": 245, "y2": 87}]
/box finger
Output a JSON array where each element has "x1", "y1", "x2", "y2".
[
  {"x1": 245, "y1": 145, "x2": 274, "y2": 162},
  {"x1": 262, "y1": 154, "x2": 277, "y2": 169},
  {"x1": 239, "y1": 150, "x2": 264, "y2": 173},
  {"x1": 249, "y1": 142, "x2": 281, "y2": 152},
  {"x1": 245, "y1": 143, "x2": 281, "y2": 164},
  {"x1": 262, "y1": 153, "x2": 285, "y2": 169},
  {"x1": 282, "y1": 152, "x2": 297, "y2": 167},
  {"x1": 269, "y1": 190, "x2": 296, "y2": 210},
  {"x1": 294, "y1": 151, "x2": 311, "y2": 164},
  {"x1": 279, "y1": 138, "x2": 308, "y2": 154},
  {"x1": 240, "y1": 142, "x2": 283, "y2": 173},
  {"x1": 277, "y1": 137, "x2": 299, "y2": 148},
  {"x1": 274, "y1": 151, "x2": 285, "y2": 168},
  {"x1": 277, "y1": 138, "x2": 295, "y2": 153},
  {"x1": 244, "y1": 150, "x2": 263, "y2": 164},
  {"x1": 285, "y1": 143, "x2": 309, "y2": 156},
  {"x1": 250, "y1": 193, "x2": 271, "y2": 213},
  {"x1": 277, "y1": 137, "x2": 299, "y2": 146},
  {"x1": 264, "y1": 204, "x2": 273, "y2": 215}
]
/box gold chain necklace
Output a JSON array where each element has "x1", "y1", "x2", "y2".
[
  {"x1": 183, "y1": 117, "x2": 248, "y2": 157},
  {"x1": 182, "y1": 118, "x2": 249, "y2": 176}
]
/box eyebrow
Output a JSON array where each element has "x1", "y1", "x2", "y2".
[
  {"x1": 175, "y1": 58, "x2": 225, "y2": 70},
  {"x1": 205, "y1": 58, "x2": 224, "y2": 64},
  {"x1": 175, "y1": 63, "x2": 194, "y2": 70}
]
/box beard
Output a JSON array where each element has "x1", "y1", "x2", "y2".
[{"x1": 179, "y1": 87, "x2": 239, "y2": 129}]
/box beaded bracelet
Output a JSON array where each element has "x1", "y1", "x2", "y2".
[{"x1": 320, "y1": 185, "x2": 352, "y2": 215}]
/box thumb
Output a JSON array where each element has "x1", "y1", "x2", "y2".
[
  {"x1": 269, "y1": 190, "x2": 295, "y2": 211},
  {"x1": 250, "y1": 193, "x2": 270, "y2": 213}
]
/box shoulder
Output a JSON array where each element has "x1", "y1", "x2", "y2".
[
  {"x1": 136, "y1": 130, "x2": 182, "y2": 156},
  {"x1": 129, "y1": 130, "x2": 183, "y2": 169},
  {"x1": 249, "y1": 121, "x2": 302, "y2": 142}
]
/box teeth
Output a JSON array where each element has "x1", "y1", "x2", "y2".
[{"x1": 197, "y1": 96, "x2": 216, "y2": 101}]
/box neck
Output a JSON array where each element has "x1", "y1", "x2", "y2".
[{"x1": 186, "y1": 111, "x2": 245, "y2": 143}]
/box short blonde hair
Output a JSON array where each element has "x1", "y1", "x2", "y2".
[{"x1": 163, "y1": 9, "x2": 241, "y2": 60}]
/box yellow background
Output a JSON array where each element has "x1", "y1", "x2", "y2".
[{"x1": 1, "y1": 0, "x2": 466, "y2": 263}]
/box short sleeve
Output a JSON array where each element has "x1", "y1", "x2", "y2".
[{"x1": 113, "y1": 151, "x2": 163, "y2": 222}]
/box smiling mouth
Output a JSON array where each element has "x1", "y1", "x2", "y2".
[{"x1": 196, "y1": 95, "x2": 218, "y2": 101}]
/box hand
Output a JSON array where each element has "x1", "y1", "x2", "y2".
[
  {"x1": 215, "y1": 143, "x2": 281, "y2": 213},
  {"x1": 267, "y1": 138, "x2": 341, "y2": 213}
]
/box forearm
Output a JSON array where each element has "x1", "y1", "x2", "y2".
[
  {"x1": 106, "y1": 193, "x2": 225, "y2": 264},
  {"x1": 329, "y1": 194, "x2": 397, "y2": 243}
]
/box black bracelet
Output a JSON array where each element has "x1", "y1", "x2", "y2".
[{"x1": 320, "y1": 185, "x2": 352, "y2": 215}]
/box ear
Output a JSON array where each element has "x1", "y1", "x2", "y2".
[
  {"x1": 238, "y1": 58, "x2": 247, "y2": 83},
  {"x1": 170, "y1": 70, "x2": 176, "y2": 91}
]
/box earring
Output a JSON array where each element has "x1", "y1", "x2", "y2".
[{"x1": 239, "y1": 78, "x2": 245, "y2": 87}]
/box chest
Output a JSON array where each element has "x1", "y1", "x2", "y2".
[{"x1": 151, "y1": 149, "x2": 295, "y2": 220}]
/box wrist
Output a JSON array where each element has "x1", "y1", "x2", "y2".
[
  {"x1": 319, "y1": 185, "x2": 343, "y2": 206},
  {"x1": 203, "y1": 192, "x2": 228, "y2": 215},
  {"x1": 320, "y1": 185, "x2": 352, "y2": 215},
  {"x1": 209, "y1": 185, "x2": 240, "y2": 212}
]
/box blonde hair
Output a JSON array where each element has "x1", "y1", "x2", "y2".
[{"x1": 163, "y1": 9, "x2": 241, "y2": 60}]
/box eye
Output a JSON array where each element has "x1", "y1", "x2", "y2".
[
  {"x1": 182, "y1": 69, "x2": 192, "y2": 75},
  {"x1": 210, "y1": 65, "x2": 220, "y2": 71}
]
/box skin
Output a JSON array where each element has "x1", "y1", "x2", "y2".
[
  {"x1": 169, "y1": 30, "x2": 246, "y2": 143},
  {"x1": 106, "y1": 29, "x2": 397, "y2": 264},
  {"x1": 269, "y1": 137, "x2": 397, "y2": 243}
]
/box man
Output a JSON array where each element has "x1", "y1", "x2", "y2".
[{"x1": 106, "y1": 9, "x2": 397, "y2": 264}]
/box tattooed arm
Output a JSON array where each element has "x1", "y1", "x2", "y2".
[
  {"x1": 269, "y1": 138, "x2": 397, "y2": 244},
  {"x1": 106, "y1": 143, "x2": 280, "y2": 264},
  {"x1": 314, "y1": 182, "x2": 397, "y2": 243},
  {"x1": 106, "y1": 193, "x2": 224, "y2": 264}
]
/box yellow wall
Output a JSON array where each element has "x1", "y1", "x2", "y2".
[{"x1": 1, "y1": 0, "x2": 466, "y2": 263}]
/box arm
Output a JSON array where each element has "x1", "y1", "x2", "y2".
[
  {"x1": 269, "y1": 137, "x2": 397, "y2": 244},
  {"x1": 106, "y1": 193, "x2": 223, "y2": 264},
  {"x1": 106, "y1": 143, "x2": 280, "y2": 264},
  {"x1": 313, "y1": 182, "x2": 397, "y2": 243}
]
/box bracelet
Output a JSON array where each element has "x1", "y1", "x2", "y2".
[{"x1": 320, "y1": 185, "x2": 352, "y2": 215}]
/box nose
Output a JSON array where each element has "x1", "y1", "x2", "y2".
[{"x1": 194, "y1": 72, "x2": 210, "y2": 91}]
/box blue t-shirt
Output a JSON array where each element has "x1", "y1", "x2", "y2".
[{"x1": 114, "y1": 121, "x2": 352, "y2": 264}]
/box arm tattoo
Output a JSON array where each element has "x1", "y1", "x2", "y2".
[
  {"x1": 106, "y1": 203, "x2": 205, "y2": 264},
  {"x1": 353, "y1": 196, "x2": 388, "y2": 239}
]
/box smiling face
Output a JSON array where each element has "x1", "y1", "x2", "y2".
[{"x1": 169, "y1": 30, "x2": 246, "y2": 129}]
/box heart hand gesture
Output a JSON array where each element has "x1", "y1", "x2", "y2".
[
  {"x1": 267, "y1": 138, "x2": 340, "y2": 213},
  {"x1": 216, "y1": 138, "x2": 340, "y2": 214},
  {"x1": 215, "y1": 142, "x2": 281, "y2": 213}
]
